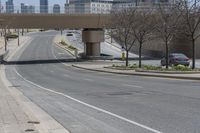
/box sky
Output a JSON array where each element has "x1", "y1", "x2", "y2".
[{"x1": 0, "y1": 0, "x2": 66, "y2": 6}]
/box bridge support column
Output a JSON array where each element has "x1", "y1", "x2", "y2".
[{"x1": 82, "y1": 29, "x2": 104, "y2": 59}]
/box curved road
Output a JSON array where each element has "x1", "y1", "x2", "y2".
[{"x1": 5, "y1": 31, "x2": 200, "y2": 133}]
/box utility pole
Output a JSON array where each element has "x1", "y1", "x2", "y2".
[
  {"x1": 0, "y1": 0, "x2": 2, "y2": 13},
  {"x1": 18, "y1": 29, "x2": 20, "y2": 46},
  {"x1": 4, "y1": 28, "x2": 7, "y2": 51}
]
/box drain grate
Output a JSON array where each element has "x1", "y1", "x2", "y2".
[
  {"x1": 27, "y1": 121, "x2": 40, "y2": 124},
  {"x1": 8, "y1": 85, "x2": 21, "y2": 88},
  {"x1": 25, "y1": 129, "x2": 35, "y2": 132}
]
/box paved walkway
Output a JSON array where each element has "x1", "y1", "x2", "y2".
[
  {"x1": 0, "y1": 36, "x2": 39, "y2": 133},
  {"x1": 0, "y1": 37, "x2": 5, "y2": 56},
  {"x1": 0, "y1": 34, "x2": 70, "y2": 133},
  {"x1": 0, "y1": 67, "x2": 39, "y2": 133},
  {"x1": 72, "y1": 62, "x2": 200, "y2": 80}
]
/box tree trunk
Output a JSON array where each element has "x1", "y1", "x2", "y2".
[
  {"x1": 111, "y1": 29, "x2": 113, "y2": 43},
  {"x1": 4, "y1": 28, "x2": 7, "y2": 51},
  {"x1": 139, "y1": 44, "x2": 142, "y2": 68},
  {"x1": 165, "y1": 41, "x2": 169, "y2": 69},
  {"x1": 22, "y1": 29, "x2": 24, "y2": 36},
  {"x1": 192, "y1": 39, "x2": 195, "y2": 69},
  {"x1": 126, "y1": 50, "x2": 129, "y2": 67}
]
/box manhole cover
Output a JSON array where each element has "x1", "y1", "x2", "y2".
[
  {"x1": 107, "y1": 92, "x2": 132, "y2": 96},
  {"x1": 25, "y1": 129, "x2": 35, "y2": 132}
]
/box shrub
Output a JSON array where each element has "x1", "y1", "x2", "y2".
[
  {"x1": 172, "y1": 65, "x2": 191, "y2": 71},
  {"x1": 60, "y1": 40, "x2": 68, "y2": 46},
  {"x1": 68, "y1": 45, "x2": 77, "y2": 50},
  {"x1": 143, "y1": 65, "x2": 161, "y2": 70},
  {"x1": 129, "y1": 64, "x2": 138, "y2": 69},
  {"x1": 6, "y1": 34, "x2": 18, "y2": 39}
]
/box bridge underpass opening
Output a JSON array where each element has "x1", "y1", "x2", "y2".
[{"x1": 0, "y1": 14, "x2": 111, "y2": 59}]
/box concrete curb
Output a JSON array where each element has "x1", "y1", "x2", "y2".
[
  {"x1": 1, "y1": 35, "x2": 70, "y2": 133},
  {"x1": 72, "y1": 65, "x2": 200, "y2": 81},
  {"x1": 104, "y1": 67, "x2": 200, "y2": 74},
  {"x1": 135, "y1": 69, "x2": 200, "y2": 74}
]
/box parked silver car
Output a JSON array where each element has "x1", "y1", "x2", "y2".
[{"x1": 161, "y1": 53, "x2": 190, "y2": 66}]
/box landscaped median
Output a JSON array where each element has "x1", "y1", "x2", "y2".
[
  {"x1": 54, "y1": 36, "x2": 78, "y2": 57},
  {"x1": 108, "y1": 64, "x2": 200, "y2": 74},
  {"x1": 72, "y1": 63, "x2": 200, "y2": 80}
]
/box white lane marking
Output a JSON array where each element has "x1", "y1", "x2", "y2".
[
  {"x1": 122, "y1": 84, "x2": 144, "y2": 89},
  {"x1": 14, "y1": 69, "x2": 163, "y2": 133},
  {"x1": 83, "y1": 78, "x2": 94, "y2": 82}
]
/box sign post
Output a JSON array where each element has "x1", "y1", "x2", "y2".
[{"x1": 121, "y1": 46, "x2": 125, "y2": 61}]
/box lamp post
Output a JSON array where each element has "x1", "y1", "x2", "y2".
[{"x1": 18, "y1": 28, "x2": 20, "y2": 46}]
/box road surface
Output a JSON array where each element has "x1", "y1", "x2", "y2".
[{"x1": 5, "y1": 31, "x2": 200, "y2": 133}]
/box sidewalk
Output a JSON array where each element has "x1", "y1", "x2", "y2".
[
  {"x1": 0, "y1": 37, "x2": 5, "y2": 62},
  {"x1": 0, "y1": 34, "x2": 69, "y2": 133},
  {"x1": 0, "y1": 68, "x2": 39, "y2": 133},
  {"x1": 72, "y1": 62, "x2": 200, "y2": 80}
]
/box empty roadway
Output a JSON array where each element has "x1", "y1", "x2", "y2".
[{"x1": 5, "y1": 31, "x2": 200, "y2": 133}]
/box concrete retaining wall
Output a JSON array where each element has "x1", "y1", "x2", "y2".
[{"x1": 132, "y1": 36, "x2": 200, "y2": 59}]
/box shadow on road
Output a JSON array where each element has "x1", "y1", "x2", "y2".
[{"x1": 3, "y1": 59, "x2": 79, "y2": 65}]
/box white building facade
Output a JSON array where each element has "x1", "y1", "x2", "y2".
[{"x1": 69, "y1": 0, "x2": 113, "y2": 14}]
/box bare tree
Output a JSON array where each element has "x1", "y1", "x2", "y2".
[
  {"x1": 111, "y1": 8, "x2": 137, "y2": 66},
  {"x1": 0, "y1": 19, "x2": 8, "y2": 51},
  {"x1": 133, "y1": 8, "x2": 155, "y2": 68},
  {"x1": 178, "y1": 0, "x2": 200, "y2": 69},
  {"x1": 154, "y1": 4, "x2": 182, "y2": 69}
]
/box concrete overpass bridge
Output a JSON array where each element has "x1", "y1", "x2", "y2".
[{"x1": 0, "y1": 14, "x2": 111, "y2": 58}]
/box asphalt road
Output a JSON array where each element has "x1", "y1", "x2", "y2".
[{"x1": 5, "y1": 31, "x2": 200, "y2": 133}]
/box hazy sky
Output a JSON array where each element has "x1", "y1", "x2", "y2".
[{"x1": 1, "y1": 0, "x2": 66, "y2": 6}]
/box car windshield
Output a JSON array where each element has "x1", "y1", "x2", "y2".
[{"x1": 172, "y1": 54, "x2": 188, "y2": 58}]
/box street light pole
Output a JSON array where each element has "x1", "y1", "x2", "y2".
[
  {"x1": 4, "y1": 28, "x2": 7, "y2": 51},
  {"x1": 18, "y1": 29, "x2": 20, "y2": 46}
]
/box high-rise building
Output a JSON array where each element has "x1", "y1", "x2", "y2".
[
  {"x1": 21, "y1": 3, "x2": 35, "y2": 14},
  {"x1": 21, "y1": 3, "x2": 28, "y2": 13},
  {"x1": 53, "y1": 4, "x2": 60, "y2": 14},
  {"x1": 28, "y1": 5, "x2": 35, "y2": 13},
  {"x1": 40, "y1": 0, "x2": 48, "y2": 13},
  {"x1": 6, "y1": 0, "x2": 14, "y2": 13},
  {"x1": 69, "y1": 0, "x2": 113, "y2": 14},
  {"x1": 0, "y1": 0, "x2": 2, "y2": 13}
]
